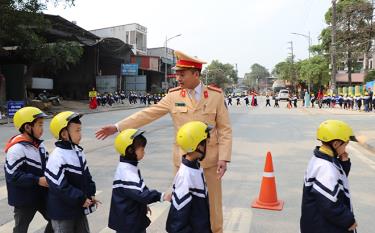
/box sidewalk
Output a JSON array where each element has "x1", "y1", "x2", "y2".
[
  {"x1": 301, "y1": 106, "x2": 375, "y2": 115},
  {"x1": 0, "y1": 100, "x2": 146, "y2": 125}
]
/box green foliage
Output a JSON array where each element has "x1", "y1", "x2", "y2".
[
  {"x1": 202, "y1": 60, "x2": 237, "y2": 88},
  {"x1": 243, "y1": 63, "x2": 270, "y2": 89},
  {"x1": 272, "y1": 59, "x2": 294, "y2": 81},
  {"x1": 299, "y1": 56, "x2": 330, "y2": 86},
  {"x1": 365, "y1": 70, "x2": 375, "y2": 82},
  {"x1": 0, "y1": 0, "x2": 80, "y2": 72},
  {"x1": 321, "y1": 0, "x2": 374, "y2": 75}
]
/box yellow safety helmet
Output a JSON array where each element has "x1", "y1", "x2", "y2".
[
  {"x1": 114, "y1": 129, "x2": 145, "y2": 156},
  {"x1": 13, "y1": 107, "x2": 47, "y2": 131},
  {"x1": 176, "y1": 121, "x2": 213, "y2": 153},
  {"x1": 50, "y1": 111, "x2": 83, "y2": 139},
  {"x1": 317, "y1": 120, "x2": 357, "y2": 143}
]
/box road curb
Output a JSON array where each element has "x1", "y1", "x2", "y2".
[
  {"x1": 68, "y1": 105, "x2": 146, "y2": 116},
  {"x1": 0, "y1": 105, "x2": 146, "y2": 126}
]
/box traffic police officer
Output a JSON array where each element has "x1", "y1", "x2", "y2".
[{"x1": 96, "y1": 50, "x2": 232, "y2": 233}]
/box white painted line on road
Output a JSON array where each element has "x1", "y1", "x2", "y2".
[
  {"x1": 99, "y1": 227, "x2": 115, "y2": 233},
  {"x1": 0, "y1": 185, "x2": 7, "y2": 201},
  {"x1": 348, "y1": 145, "x2": 375, "y2": 171},
  {"x1": 0, "y1": 212, "x2": 48, "y2": 233},
  {"x1": 148, "y1": 201, "x2": 170, "y2": 223},
  {"x1": 224, "y1": 208, "x2": 252, "y2": 233},
  {"x1": 99, "y1": 202, "x2": 170, "y2": 233}
]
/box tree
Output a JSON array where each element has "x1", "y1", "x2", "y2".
[
  {"x1": 0, "y1": 0, "x2": 82, "y2": 97},
  {"x1": 365, "y1": 69, "x2": 375, "y2": 82},
  {"x1": 272, "y1": 59, "x2": 294, "y2": 81},
  {"x1": 202, "y1": 60, "x2": 237, "y2": 88},
  {"x1": 243, "y1": 63, "x2": 270, "y2": 89},
  {"x1": 322, "y1": 0, "x2": 374, "y2": 86},
  {"x1": 299, "y1": 56, "x2": 331, "y2": 89}
]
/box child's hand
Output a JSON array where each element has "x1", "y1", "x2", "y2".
[
  {"x1": 38, "y1": 177, "x2": 49, "y2": 187},
  {"x1": 348, "y1": 222, "x2": 357, "y2": 231},
  {"x1": 82, "y1": 198, "x2": 93, "y2": 208},
  {"x1": 163, "y1": 192, "x2": 172, "y2": 202},
  {"x1": 91, "y1": 196, "x2": 102, "y2": 208},
  {"x1": 147, "y1": 206, "x2": 152, "y2": 216},
  {"x1": 339, "y1": 152, "x2": 349, "y2": 161}
]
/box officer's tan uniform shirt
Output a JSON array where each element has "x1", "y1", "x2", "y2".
[{"x1": 116, "y1": 84, "x2": 232, "y2": 168}]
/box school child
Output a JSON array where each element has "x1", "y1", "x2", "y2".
[
  {"x1": 343, "y1": 95, "x2": 348, "y2": 109},
  {"x1": 265, "y1": 95, "x2": 271, "y2": 107},
  {"x1": 311, "y1": 94, "x2": 316, "y2": 108},
  {"x1": 274, "y1": 96, "x2": 280, "y2": 108},
  {"x1": 4, "y1": 107, "x2": 52, "y2": 233},
  {"x1": 363, "y1": 92, "x2": 371, "y2": 112},
  {"x1": 300, "y1": 120, "x2": 358, "y2": 233},
  {"x1": 166, "y1": 121, "x2": 212, "y2": 233},
  {"x1": 236, "y1": 97, "x2": 241, "y2": 106},
  {"x1": 45, "y1": 111, "x2": 98, "y2": 233},
  {"x1": 108, "y1": 129, "x2": 171, "y2": 233},
  {"x1": 293, "y1": 95, "x2": 298, "y2": 108}
]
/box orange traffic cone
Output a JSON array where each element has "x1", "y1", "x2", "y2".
[{"x1": 251, "y1": 152, "x2": 284, "y2": 211}]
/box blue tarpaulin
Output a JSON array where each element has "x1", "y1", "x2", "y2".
[{"x1": 366, "y1": 81, "x2": 374, "y2": 90}]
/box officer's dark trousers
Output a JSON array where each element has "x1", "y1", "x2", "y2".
[{"x1": 13, "y1": 206, "x2": 53, "y2": 233}]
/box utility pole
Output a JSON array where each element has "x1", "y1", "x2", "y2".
[
  {"x1": 235, "y1": 63, "x2": 238, "y2": 86},
  {"x1": 291, "y1": 32, "x2": 312, "y2": 92},
  {"x1": 331, "y1": 0, "x2": 337, "y2": 94},
  {"x1": 164, "y1": 34, "x2": 182, "y2": 90},
  {"x1": 288, "y1": 41, "x2": 296, "y2": 93}
]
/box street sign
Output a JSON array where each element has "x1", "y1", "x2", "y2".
[
  {"x1": 7, "y1": 101, "x2": 25, "y2": 118},
  {"x1": 121, "y1": 64, "x2": 139, "y2": 76}
]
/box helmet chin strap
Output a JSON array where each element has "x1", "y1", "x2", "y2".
[
  {"x1": 328, "y1": 141, "x2": 344, "y2": 158},
  {"x1": 196, "y1": 141, "x2": 207, "y2": 161},
  {"x1": 65, "y1": 128, "x2": 77, "y2": 147},
  {"x1": 25, "y1": 124, "x2": 37, "y2": 142}
]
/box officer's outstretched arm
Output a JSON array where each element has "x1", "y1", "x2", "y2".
[{"x1": 116, "y1": 94, "x2": 171, "y2": 131}]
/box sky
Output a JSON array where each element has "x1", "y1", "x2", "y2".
[{"x1": 45, "y1": 0, "x2": 332, "y2": 77}]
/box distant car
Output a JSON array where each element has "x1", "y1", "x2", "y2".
[{"x1": 278, "y1": 89, "x2": 289, "y2": 101}]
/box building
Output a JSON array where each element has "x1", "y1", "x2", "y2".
[
  {"x1": 335, "y1": 72, "x2": 364, "y2": 87},
  {"x1": 90, "y1": 24, "x2": 147, "y2": 55},
  {"x1": 147, "y1": 47, "x2": 177, "y2": 87},
  {"x1": 0, "y1": 14, "x2": 133, "y2": 101}
]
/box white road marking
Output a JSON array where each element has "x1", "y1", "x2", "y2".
[
  {"x1": 148, "y1": 201, "x2": 170, "y2": 223},
  {"x1": 0, "y1": 190, "x2": 103, "y2": 233},
  {"x1": 99, "y1": 227, "x2": 115, "y2": 233},
  {"x1": 224, "y1": 208, "x2": 252, "y2": 233},
  {"x1": 99, "y1": 201, "x2": 170, "y2": 233}
]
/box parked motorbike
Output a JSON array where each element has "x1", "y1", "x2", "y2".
[{"x1": 36, "y1": 91, "x2": 61, "y2": 106}]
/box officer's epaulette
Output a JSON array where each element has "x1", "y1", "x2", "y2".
[
  {"x1": 207, "y1": 85, "x2": 222, "y2": 93},
  {"x1": 168, "y1": 86, "x2": 182, "y2": 93}
]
